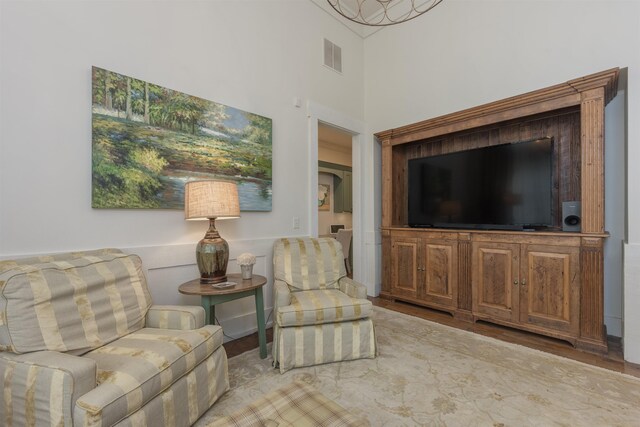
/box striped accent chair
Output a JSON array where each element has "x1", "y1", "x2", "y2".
[
  {"x1": 272, "y1": 238, "x2": 376, "y2": 373},
  {"x1": 0, "y1": 249, "x2": 229, "y2": 426}
]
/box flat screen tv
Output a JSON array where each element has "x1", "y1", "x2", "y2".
[{"x1": 408, "y1": 137, "x2": 553, "y2": 230}]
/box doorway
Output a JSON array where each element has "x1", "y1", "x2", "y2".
[
  {"x1": 318, "y1": 123, "x2": 354, "y2": 275},
  {"x1": 307, "y1": 101, "x2": 365, "y2": 284}
]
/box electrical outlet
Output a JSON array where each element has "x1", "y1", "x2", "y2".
[{"x1": 292, "y1": 216, "x2": 300, "y2": 229}]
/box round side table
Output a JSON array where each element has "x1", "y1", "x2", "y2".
[{"x1": 179, "y1": 274, "x2": 267, "y2": 359}]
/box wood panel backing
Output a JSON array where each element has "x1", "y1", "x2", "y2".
[{"x1": 389, "y1": 109, "x2": 580, "y2": 227}]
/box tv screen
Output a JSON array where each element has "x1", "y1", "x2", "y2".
[{"x1": 408, "y1": 138, "x2": 553, "y2": 230}]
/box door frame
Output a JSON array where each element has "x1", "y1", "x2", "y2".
[{"x1": 307, "y1": 101, "x2": 367, "y2": 287}]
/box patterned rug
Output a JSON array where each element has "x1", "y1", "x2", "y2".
[
  {"x1": 197, "y1": 307, "x2": 640, "y2": 426},
  {"x1": 208, "y1": 380, "x2": 368, "y2": 427}
]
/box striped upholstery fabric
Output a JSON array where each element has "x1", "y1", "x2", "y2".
[
  {"x1": 146, "y1": 305, "x2": 205, "y2": 330},
  {"x1": 338, "y1": 276, "x2": 368, "y2": 300},
  {"x1": 272, "y1": 238, "x2": 376, "y2": 373},
  {"x1": 275, "y1": 319, "x2": 376, "y2": 373},
  {"x1": 273, "y1": 238, "x2": 346, "y2": 291},
  {"x1": 0, "y1": 249, "x2": 152, "y2": 355},
  {"x1": 0, "y1": 248, "x2": 123, "y2": 272},
  {"x1": 75, "y1": 325, "x2": 223, "y2": 426},
  {"x1": 0, "y1": 249, "x2": 230, "y2": 426},
  {"x1": 211, "y1": 380, "x2": 369, "y2": 427},
  {"x1": 109, "y1": 347, "x2": 228, "y2": 427},
  {"x1": 277, "y1": 289, "x2": 372, "y2": 327},
  {"x1": 0, "y1": 350, "x2": 97, "y2": 426}
]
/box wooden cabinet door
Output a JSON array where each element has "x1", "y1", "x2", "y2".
[
  {"x1": 520, "y1": 245, "x2": 580, "y2": 334},
  {"x1": 390, "y1": 237, "x2": 420, "y2": 299},
  {"x1": 419, "y1": 238, "x2": 458, "y2": 308},
  {"x1": 472, "y1": 242, "x2": 520, "y2": 322}
]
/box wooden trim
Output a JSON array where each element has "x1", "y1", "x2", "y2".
[
  {"x1": 381, "y1": 226, "x2": 609, "y2": 239},
  {"x1": 567, "y1": 68, "x2": 619, "y2": 105},
  {"x1": 381, "y1": 140, "x2": 393, "y2": 228},
  {"x1": 457, "y1": 238, "x2": 472, "y2": 312},
  {"x1": 580, "y1": 87, "x2": 606, "y2": 234}
]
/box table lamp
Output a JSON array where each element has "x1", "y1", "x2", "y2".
[{"x1": 184, "y1": 180, "x2": 240, "y2": 284}]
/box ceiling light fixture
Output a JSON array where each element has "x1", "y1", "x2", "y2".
[{"x1": 327, "y1": 0, "x2": 443, "y2": 26}]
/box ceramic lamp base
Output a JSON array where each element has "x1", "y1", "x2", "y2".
[{"x1": 196, "y1": 218, "x2": 229, "y2": 284}]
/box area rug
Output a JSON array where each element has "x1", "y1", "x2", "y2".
[
  {"x1": 208, "y1": 380, "x2": 368, "y2": 427},
  {"x1": 196, "y1": 307, "x2": 640, "y2": 426}
]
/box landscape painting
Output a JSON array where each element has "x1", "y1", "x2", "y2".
[{"x1": 91, "y1": 66, "x2": 272, "y2": 210}]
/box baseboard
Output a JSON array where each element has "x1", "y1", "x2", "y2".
[{"x1": 604, "y1": 315, "x2": 622, "y2": 337}]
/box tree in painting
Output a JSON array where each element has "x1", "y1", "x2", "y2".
[{"x1": 91, "y1": 66, "x2": 273, "y2": 210}]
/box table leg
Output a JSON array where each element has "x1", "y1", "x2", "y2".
[
  {"x1": 255, "y1": 287, "x2": 267, "y2": 359},
  {"x1": 201, "y1": 295, "x2": 215, "y2": 325}
]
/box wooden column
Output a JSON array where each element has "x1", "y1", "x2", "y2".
[
  {"x1": 380, "y1": 135, "x2": 393, "y2": 228},
  {"x1": 380, "y1": 134, "x2": 394, "y2": 297},
  {"x1": 580, "y1": 87, "x2": 606, "y2": 234},
  {"x1": 381, "y1": 229, "x2": 392, "y2": 296},
  {"x1": 455, "y1": 233, "x2": 474, "y2": 322},
  {"x1": 578, "y1": 237, "x2": 607, "y2": 353}
]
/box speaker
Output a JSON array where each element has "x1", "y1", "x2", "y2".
[{"x1": 562, "y1": 201, "x2": 581, "y2": 232}]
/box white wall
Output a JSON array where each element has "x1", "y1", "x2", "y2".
[
  {"x1": 0, "y1": 0, "x2": 364, "y2": 338},
  {"x1": 2, "y1": 0, "x2": 639, "y2": 359},
  {"x1": 363, "y1": 0, "x2": 640, "y2": 359}
]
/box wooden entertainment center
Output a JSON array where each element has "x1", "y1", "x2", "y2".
[{"x1": 377, "y1": 69, "x2": 619, "y2": 353}]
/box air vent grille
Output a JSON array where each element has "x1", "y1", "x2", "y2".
[{"x1": 323, "y1": 38, "x2": 342, "y2": 73}]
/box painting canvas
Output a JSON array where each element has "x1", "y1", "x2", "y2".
[
  {"x1": 318, "y1": 184, "x2": 331, "y2": 211},
  {"x1": 91, "y1": 66, "x2": 272, "y2": 210}
]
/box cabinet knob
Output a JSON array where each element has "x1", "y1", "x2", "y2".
[
  {"x1": 521, "y1": 279, "x2": 526, "y2": 286},
  {"x1": 513, "y1": 279, "x2": 519, "y2": 285}
]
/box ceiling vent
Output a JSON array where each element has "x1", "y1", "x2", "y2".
[{"x1": 323, "y1": 38, "x2": 342, "y2": 73}]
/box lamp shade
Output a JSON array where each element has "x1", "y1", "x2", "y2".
[{"x1": 184, "y1": 180, "x2": 240, "y2": 220}]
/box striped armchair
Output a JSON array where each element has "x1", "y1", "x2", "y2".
[
  {"x1": 0, "y1": 249, "x2": 229, "y2": 426},
  {"x1": 272, "y1": 238, "x2": 376, "y2": 373}
]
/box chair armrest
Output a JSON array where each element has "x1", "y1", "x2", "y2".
[
  {"x1": 274, "y1": 279, "x2": 292, "y2": 310},
  {"x1": 146, "y1": 305, "x2": 205, "y2": 329},
  {"x1": 0, "y1": 350, "x2": 96, "y2": 425},
  {"x1": 338, "y1": 276, "x2": 368, "y2": 299}
]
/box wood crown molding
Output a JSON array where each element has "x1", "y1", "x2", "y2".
[{"x1": 375, "y1": 68, "x2": 619, "y2": 144}]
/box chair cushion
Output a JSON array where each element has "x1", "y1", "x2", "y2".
[
  {"x1": 276, "y1": 289, "x2": 372, "y2": 327},
  {"x1": 273, "y1": 238, "x2": 346, "y2": 291},
  {"x1": 0, "y1": 249, "x2": 152, "y2": 355},
  {"x1": 76, "y1": 325, "x2": 223, "y2": 426}
]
